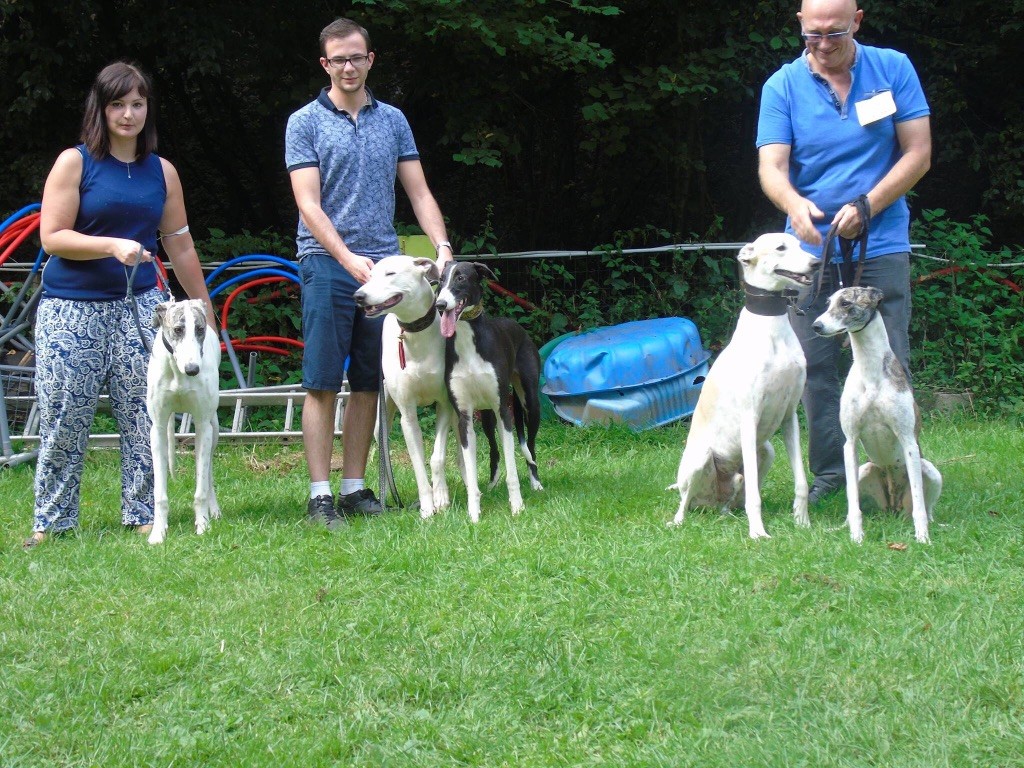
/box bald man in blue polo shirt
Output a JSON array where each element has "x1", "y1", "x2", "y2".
[
  {"x1": 756, "y1": 0, "x2": 931, "y2": 505},
  {"x1": 286, "y1": 17, "x2": 454, "y2": 528}
]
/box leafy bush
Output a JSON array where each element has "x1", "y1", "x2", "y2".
[
  {"x1": 910, "y1": 209, "x2": 1024, "y2": 414},
  {"x1": 198, "y1": 211, "x2": 1023, "y2": 413},
  {"x1": 195, "y1": 228, "x2": 295, "y2": 264},
  {"x1": 483, "y1": 220, "x2": 742, "y2": 353}
]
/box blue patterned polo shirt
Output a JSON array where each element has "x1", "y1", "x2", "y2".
[{"x1": 285, "y1": 87, "x2": 420, "y2": 259}]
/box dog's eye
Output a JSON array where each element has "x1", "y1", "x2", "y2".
[{"x1": 840, "y1": 299, "x2": 852, "y2": 309}]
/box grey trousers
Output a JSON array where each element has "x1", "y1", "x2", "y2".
[{"x1": 788, "y1": 251, "x2": 912, "y2": 488}]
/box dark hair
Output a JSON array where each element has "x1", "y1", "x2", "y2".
[
  {"x1": 80, "y1": 61, "x2": 158, "y2": 160},
  {"x1": 319, "y1": 18, "x2": 372, "y2": 57}
]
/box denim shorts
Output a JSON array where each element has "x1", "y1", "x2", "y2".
[{"x1": 299, "y1": 253, "x2": 384, "y2": 392}]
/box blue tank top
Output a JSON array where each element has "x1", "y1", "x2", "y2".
[{"x1": 41, "y1": 145, "x2": 165, "y2": 300}]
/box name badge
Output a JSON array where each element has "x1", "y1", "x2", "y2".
[{"x1": 855, "y1": 90, "x2": 897, "y2": 126}]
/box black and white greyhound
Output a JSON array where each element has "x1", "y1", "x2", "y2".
[{"x1": 435, "y1": 261, "x2": 543, "y2": 522}]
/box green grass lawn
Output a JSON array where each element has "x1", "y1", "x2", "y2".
[{"x1": 1, "y1": 415, "x2": 1022, "y2": 767}]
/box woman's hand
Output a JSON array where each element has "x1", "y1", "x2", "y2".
[{"x1": 109, "y1": 238, "x2": 152, "y2": 266}]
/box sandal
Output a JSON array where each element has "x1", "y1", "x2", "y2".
[
  {"x1": 21, "y1": 532, "x2": 46, "y2": 551},
  {"x1": 134, "y1": 524, "x2": 153, "y2": 537}
]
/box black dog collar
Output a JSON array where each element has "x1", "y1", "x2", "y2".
[
  {"x1": 397, "y1": 305, "x2": 437, "y2": 333},
  {"x1": 743, "y1": 284, "x2": 799, "y2": 317}
]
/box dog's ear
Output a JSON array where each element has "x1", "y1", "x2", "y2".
[
  {"x1": 413, "y1": 257, "x2": 441, "y2": 284},
  {"x1": 865, "y1": 286, "x2": 884, "y2": 308},
  {"x1": 152, "y1": 303, "x2": 168, "y2": 329},
  {"x1": 473, "y1": 262, "x2": 498, "y2": 283},
  {"x1": 738, "y1": 243, "x2": 756, "y2": 266}
]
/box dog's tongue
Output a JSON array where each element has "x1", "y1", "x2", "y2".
[{"x1": 440, "y1": 308, "x2": 459, "y2": 338}]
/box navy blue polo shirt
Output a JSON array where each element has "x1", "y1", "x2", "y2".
[{"x1": 285, "y1": 87, "x2": 420, "y2": 259}]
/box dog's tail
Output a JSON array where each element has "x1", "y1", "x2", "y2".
[{"x1": 511, "y1": 392, "x2": 527, "y2": 445}]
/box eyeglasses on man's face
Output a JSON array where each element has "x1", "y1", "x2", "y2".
[
  {"x1": 325, "y1": 54, "x2": 370, "y2": 69},
  {"x1": 800, "y1": 21, "x2": 854, "y2": 44}
]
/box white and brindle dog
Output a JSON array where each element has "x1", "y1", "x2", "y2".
[
  {"x1": 146, "y1": 299, "x2": 221, "y2": 544},
  {"x1": 435, "y1": 261, "x2": 543, "y2": 522},
  {"x1": 812, "y1": 286, "x2": 942, "y2": 544},
  {"x1": 668, "y1": 233, "x2": 819, "y2": 539},
  {"x1": 353, "y1": 255, "x2": 456, "y2": 518}
]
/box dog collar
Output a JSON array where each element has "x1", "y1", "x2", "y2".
[
  {"x1": 397, "y1": 305, "x2": 437, "y2": 334},
  {"x1": 161, "y1": 329, "x2": 175, "y2": 355},
  {"x1": 743, "y1": 284, "x2": 799, "y2": 316},
  {"x1": 460, "y1": 302, "x2": 484, "y2": 322}
]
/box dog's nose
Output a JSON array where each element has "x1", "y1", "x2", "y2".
[
  {"x1": 185, "y1": 363, "x2": 200, "y2": 376},
  {"x1": 811, "y1": 321, "x2": 824, "y2": 334}
]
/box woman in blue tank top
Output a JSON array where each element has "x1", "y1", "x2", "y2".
[{"x1": 24, "y1": 62, "x2": 216, "y2": 549}]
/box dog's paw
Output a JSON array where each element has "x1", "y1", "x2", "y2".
[
  {"x1": 530, "y1": 478, "x2": 544, "y2": 492},
  {"x1": 915, "y1": 530, "x2": 931, "y2": 545},
  {"x1": 147, "y1": 529, "x2": 167, "y2": 545},
  {"x1": 419, "y1": 503, "x2": 437, "y2": 520},
  {"x1": 850, "y1": 529, "x2": 865, "y2": 544},
  {"x1": 195, "y1": 517, "x2": 210, "y2": 536},
  {"x1": 748, "y1": 528, "x2": 772, "y2": 540},
  {"x1": 433, "y1": 487, "x2": 450, "y2": 509}
]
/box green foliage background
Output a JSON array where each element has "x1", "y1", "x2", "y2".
[
  {"x1": 1, "y1": 0, "x2": 1022, "y2": 250},
  {"x1": 2, "y1": 1, "x2": 1021, "y2": 411}
]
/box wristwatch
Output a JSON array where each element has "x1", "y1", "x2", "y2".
[{"x1": 435, "y1": 241, "x2": 453, "y2": 256}]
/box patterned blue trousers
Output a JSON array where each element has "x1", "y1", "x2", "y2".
[{"x1": 32, "y1": 290, "x2": 162, "y2": 533}]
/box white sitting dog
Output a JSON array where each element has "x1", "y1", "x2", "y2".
[
  {"x1": 668, "y1": 233, "x2": 818, "y2": 538},
  {"x1": 146, "y1": 299, "x2": 221, "y2": 544},
  {"x1": 353, "y1": 256, "x2": 455, "y2": 518},
  {"x1": 812, "y1": 286, "x2": 942, "y2": 544}
]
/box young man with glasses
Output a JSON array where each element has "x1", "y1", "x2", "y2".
[
  {"x1": 286, "y1": 17, "x2": 454, "y2": 528},
  {"x1": 756, "y1": 0, "x2": 931, "y2": 505}
]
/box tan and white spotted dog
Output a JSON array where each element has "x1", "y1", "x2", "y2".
[{"x1": 812, "y1": 286, "x2": 942, "y2": 544}]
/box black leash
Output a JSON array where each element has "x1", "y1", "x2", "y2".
[
  {"x1": 377, "y1": 354, "x2": 404, "y2": 511},
  {"x1": 799, "y1": 194, "x2": 871, "y2": 313},
  {"x1": 126, "y1": 244, "x2": 154, "y2": 354}
]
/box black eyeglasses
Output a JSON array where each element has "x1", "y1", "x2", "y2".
[
  {"x1": 325, "y1": 55, "x2": 370, "y2": 69},
  {"x1": 800, "y1": 21, "x2": 854, "y2": 43}
]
